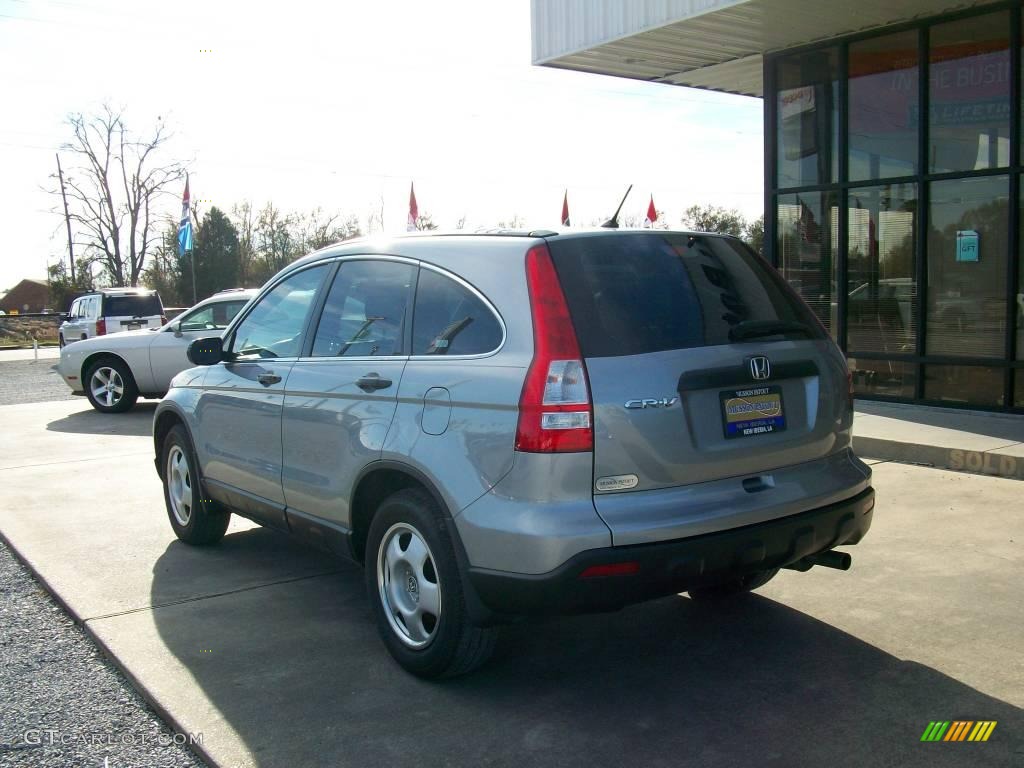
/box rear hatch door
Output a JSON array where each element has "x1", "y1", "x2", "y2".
[
  {"x1": 103, "y1": 293, "x2": 164, "y2": 331},
  {"x1": 547, "y1": 232, "x2": 851, "y2": 493}
]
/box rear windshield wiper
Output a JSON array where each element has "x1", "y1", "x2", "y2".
[{"x1": 728, "y1": 320, "x2": 814, "y2": 343}]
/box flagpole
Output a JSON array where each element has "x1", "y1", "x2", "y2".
[{"x1": 190, "y1": 247, "x2": 197, "y2": 304}]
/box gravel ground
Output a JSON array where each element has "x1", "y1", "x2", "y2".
[
  {"x1": 0, "y1": 360, "x2": 78, "y2": 406},
  {"x1": 0, "y1": 541, "x2": 207, "y2": 768}
]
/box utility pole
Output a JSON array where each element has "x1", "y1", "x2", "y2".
[{"x1": 55, "y1": 153, "x2": 75, "y2": 283}]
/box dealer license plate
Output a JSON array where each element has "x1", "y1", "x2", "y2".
[{"x1": 720, "y1": 385, "x2": 786, "y2": 439}]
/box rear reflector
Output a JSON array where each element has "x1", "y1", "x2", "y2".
[
  {"x1": 579, "y1": 562, "x2": 641, "y2": 579},
  {"x1": 515, "y1": 244, "x2": 594, "y2": 453}
]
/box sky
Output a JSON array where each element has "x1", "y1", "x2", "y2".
[{"x1": 0, "y1": 0, "x2": 764, "y2": 292}]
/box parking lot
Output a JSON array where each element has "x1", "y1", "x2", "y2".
[{"x1": 1, "y1": 357, "x2": 1022, "y2": 768}]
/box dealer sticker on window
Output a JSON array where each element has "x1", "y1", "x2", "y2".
[{"x1": 720, "y1": 385, "x2": 786, "y2": 439}]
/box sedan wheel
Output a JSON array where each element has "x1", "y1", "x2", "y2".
[
  {"x1": 83, "y1": 358, "x2": 138, "y2": 413},
  {"x1": 90, "y1": 366, "x2": 125, "y2": 408}
]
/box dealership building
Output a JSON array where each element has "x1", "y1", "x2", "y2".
[{"x1": 532, "y1": 0, "x2": 1024, "y2": 412}]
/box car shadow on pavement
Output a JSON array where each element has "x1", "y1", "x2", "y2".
[
  {"x1": 148, "y1": 531, "x2": 1024, "y2": 768},
  {"x1": 46, "y1": 402, "x2": 157, "y2": 438}
]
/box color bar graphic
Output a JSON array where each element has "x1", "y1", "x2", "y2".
[{"x1": 921, "y1": 721, "x2": 996, "y2": 742}]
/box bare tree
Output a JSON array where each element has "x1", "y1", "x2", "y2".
[
  {"x1": 54, "y1": 106, "x2": 186, "y2": 286},
  {"x1": 232, "y1": 201, "x2": 259, "y2": 286}
]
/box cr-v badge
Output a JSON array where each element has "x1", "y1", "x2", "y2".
[{"x1": 624, "y1": 397, "x2": 678, "y2": 409}]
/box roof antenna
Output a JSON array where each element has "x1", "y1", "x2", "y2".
[{"x1": 600, "y1": 184, "x2": 632, "y2": 229}]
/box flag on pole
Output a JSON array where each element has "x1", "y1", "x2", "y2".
[
  {"x1": 177, "y1": 175, "x2": 193, "y2": 256},
  {"x1": 561, "y1": 190, "x2": 570, "y2": 227},
  {"x1": 407, "y1": 182, "x2": 419, "y2": 232},
  {"x1": 643, "y1": 195, "x2": 658, "y2": 228}
]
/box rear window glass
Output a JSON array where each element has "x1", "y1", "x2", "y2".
[
  {"x1": 103, "y1": 294, "x2": 163, "y2": 317},
  {"x1": 548, "y1": 233, "x2": 824, "y2": 358},
  {"x1": 412, "y1": 269, "x2": 503, "y2": 355}
]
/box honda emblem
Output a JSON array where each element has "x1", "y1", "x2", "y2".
[{"x1": 749, "y1": 356, "x2": 771, "y2": 380}]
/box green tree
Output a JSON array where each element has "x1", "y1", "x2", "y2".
[
  {"x1": 142, "y1": 219, "x2": 184, "y2": 305},
  {"x1": 744, "y1": 214, "x2": 765, "y2": 254},
  {"x1": 178, "y1": 207, "x2": 240, "y2": 302},
  {"x1": 681, "y1": 204, "x2": 746, "y2": 237},
  {"x1": 47, "y1": 257, "x2": 95, "y2": 313}
]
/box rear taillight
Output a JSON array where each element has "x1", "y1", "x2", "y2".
[
  {"x1": 515, "y1": 244, "x2": 593, "y2": 453},
  {"x1": 96, "y1": 318, "x2": 106, "y2": 336},
  {"x1": 161, "y1": 314, "x2": 168, "y2": 325}
]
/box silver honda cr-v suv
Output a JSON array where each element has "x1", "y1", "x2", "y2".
[{"x1": 153, "y1": 230, "x2": 874, "y2": 678}]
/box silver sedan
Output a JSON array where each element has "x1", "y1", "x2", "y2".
[{"x1": 58, "y1": 289, "x2": 256, "y2": 412}]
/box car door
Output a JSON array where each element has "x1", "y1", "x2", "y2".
[
  {"x1": 84, "y1": 296, "x2": 99, "y2": 338},
  {"x1": 197, "y1": 265, "x2": 331, "y2": 529},
  {"x1": 281, "y1": 258, "x2": 416, "y2": 536},
  {"x1": 148, "y1": 299, "x2": 249, "y2": 391},
  {"x1": 64, "y1": 299, "x2": 81, "y2": 340}
]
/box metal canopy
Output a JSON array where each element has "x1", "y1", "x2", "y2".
[{"x1": 532, "y1": 0, "x2": 993, "y2": 97}]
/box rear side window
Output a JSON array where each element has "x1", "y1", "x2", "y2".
[
  {"x1": 548, "y1": 233, "x2": 825, "y2": 358},
  {"x1": 103, "y1": 294, "x2": 163, "y2": 317},
  {"x1": 412, "y1": 269, "x2": 502, "y2": 355}
]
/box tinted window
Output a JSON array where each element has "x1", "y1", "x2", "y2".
[
  {"x1": 848, "y1": 30, "x2": 919, "y2": 181},
  {"x1": 929, "y1": 12, "x2": 1010, "y2": 173},
  {"x1": 412, "y1": 269, "x2": 502, "y2": 355},
  {"x1": 231, "y1": 265, "x2": 329, "y2": 358},
  {"x1": 776, "y1": 48, "x2": 839, "y2": 189},
  {"x1": 178, "y1": 299, "x2": 248, "y2": 332},
  {"x1": 548, "y1": 233, "x2": 825, "y2": 358},
  {"x1": 312, "y1": 260, "x2": 415, "y2": 357},
  {"x1": 104, "y1": 294, "x2": 163, "y2": 317}
]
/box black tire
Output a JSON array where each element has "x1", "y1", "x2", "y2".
[
  {"x1": 160, "y1": 424, "x2": 230, "y2": 545},
  {"x1": 687, "y1": 568, "x2": 780, "y2": 602},
  {"x1": 83, "y1": 357, "x2": 139, "y2": 413},
  {"x1": 365, "y1": 488, "x2": 497, "y2": 679},
  {"x1": 58, "y1": 334, "x2": 65, "y2": 349}
]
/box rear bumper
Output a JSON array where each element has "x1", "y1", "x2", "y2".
[{"x1": 467, "y1": 486, "x2": 874, "y2": 616}]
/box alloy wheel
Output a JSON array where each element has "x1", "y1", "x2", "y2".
[
  {"x1": 90, "y1": 366, "x2": 124, "y2": 408},
  {"x1": 166, "y1": 445, "x2": 193, "y2": 526},
  {"x1": 376, "y1": 522, "x2": 442, "y2": 649}
]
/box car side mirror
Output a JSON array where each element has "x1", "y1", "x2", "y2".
[
  {"x1": 187, "y1": 337, "x2": 224, "y2": 366},
  {"x1": 172, "y1": 321, "x2": 183, "y2": 337}
]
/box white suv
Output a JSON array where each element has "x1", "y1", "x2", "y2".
[{"x1": 59, "y1": 288, "x2": 165, "y2": 347}]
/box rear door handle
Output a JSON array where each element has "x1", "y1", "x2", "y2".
[
  {"x1": 356, "y1": 373, "x2": 393, "y2": 392},
  {"x1": 257, "y1": 372, "x2": 282, "y2": 386}
]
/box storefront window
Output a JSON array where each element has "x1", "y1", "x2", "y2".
[
  {"x1": 929, "y1": 12, "x2": 1011, "y2": 173},
  {"x1": 776, "y1": 191, "x2": 838, "y2": 338},
  {"x1": 924, "y1": 365, "x2": 1004, "y2": 407},
  {"x1": 849, "y1": 31, "x2": 919, "y2": 181},
  {"x1": 776, "y1": 49, "x2": 838, "y2": 188},
  {"x1": 926, "y1": 176, "x2": 1008, "y2": 358},
  {"x1": 847, "y1": 184, "x2": 918, "y2": 354},
  {"x1": 1018, "y1": 177, "x2": 1024, "y2": 360},
  {"x1": 849, "y1": 358, "x2": 916, "y2": 398}
]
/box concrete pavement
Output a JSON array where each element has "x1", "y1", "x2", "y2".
[
  {"x1": 0, "y1": 398, "x2": 1022, "y2": 767},
  {"x1": 854, "y1": 400, "x2": 1024, "y2": 480},
  {"x1": 0, "y1": 346, "x2": 60, "y2": 362}
]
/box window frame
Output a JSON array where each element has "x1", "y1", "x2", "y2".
[
  {"x1": 305, "y1": 256, "x2": 419, "y2": 360},
  {"x1": 409, "y1": 262, "x2": 506, "y2": 360},
  {"x1": 222, "y1": 262, "x2": 333, "y2": 362},
  {"x1": 175, "y1": 298, "x2": 250, "y2": 333}
]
